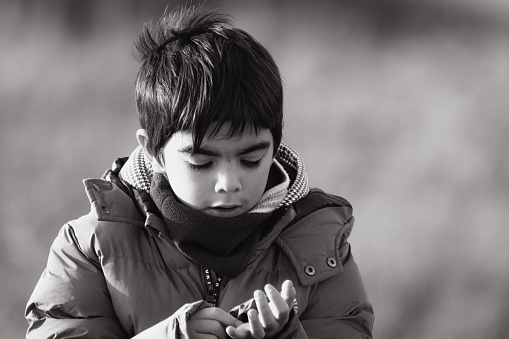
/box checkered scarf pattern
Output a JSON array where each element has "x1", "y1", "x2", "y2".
[{"x1": 119, "y1": 142, "x2": 309, "y2": 212}]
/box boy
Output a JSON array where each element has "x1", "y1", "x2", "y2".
[{"x1": 26, "y1": 5, "x2": 374, "y2": 338}]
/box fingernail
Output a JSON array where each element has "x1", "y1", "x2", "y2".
[
  {"x1": 254, "y1": 290, "x2": 263, "y2": 298},
  {"x1": 249, "y1": 311, "x2": 258, "y2": 319},
  {"x1": 225, "y1": 326, "x2": 234, "y2": 337}
]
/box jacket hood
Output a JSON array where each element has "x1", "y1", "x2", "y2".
[{"x1": 119, "y1": 142, "x2": 310, "y2": 209}]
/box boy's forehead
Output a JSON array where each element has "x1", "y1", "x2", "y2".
[{"x1": 169, "y1": 126, "x2": 273, "y2": 153}]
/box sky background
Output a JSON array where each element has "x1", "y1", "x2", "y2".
[{"x1": 1, "y1": 0, "x2": 508, "y2": 337}]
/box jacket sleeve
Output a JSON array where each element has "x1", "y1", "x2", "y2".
[
  {"x1": 25, "y1": 223, "x2": 127, "y2": 338},
  {"x1": 25, "y1": 223, "x2": 222, "y2": 338},
  {"x1": 131, "y1": 300, "x2": 212, "y2": 339},
  {"x1": 299, "y1": 242, "x2": 375, "y2": 338}
]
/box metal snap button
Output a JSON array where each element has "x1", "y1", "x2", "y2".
[
  {"x1": 92, "y1": 183, "x2": 100, "y2": 192},
  {"x1": 101, "y1": 206, "x2": 110, "y2": 214},
  {"x1": 304, "y1": 265, "x2": 316, "y2": 276},
  {"x1": 327, "y1": 257, "x2": 337, "y2": 268}
]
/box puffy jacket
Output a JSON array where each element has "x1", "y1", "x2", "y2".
[{"x1": 26, "y1": 152, "x2": 374, "y2": 338}]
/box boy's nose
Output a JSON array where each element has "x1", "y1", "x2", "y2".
[{"x1": 214, "y1": 166, "x2": 241, "y2": 193}]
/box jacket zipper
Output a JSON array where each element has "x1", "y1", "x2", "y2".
[{"x1": 203, "y1": 268, "x2": 224, "y2": 306}]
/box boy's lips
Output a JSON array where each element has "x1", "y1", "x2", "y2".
[
  {"x1": 206, "y1": 205, "x2": 243, "y2": 217},
  {"x1": 212, "y1": 204, "x2": 241, "y2": 209}
]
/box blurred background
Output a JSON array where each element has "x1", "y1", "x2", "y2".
[{"x1": 1, "y1": 0, "x2": 508, "y2": 337}]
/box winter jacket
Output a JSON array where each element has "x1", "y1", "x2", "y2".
[{"x1": 26, "y1": 145, "x2": 374, "y2": 338}]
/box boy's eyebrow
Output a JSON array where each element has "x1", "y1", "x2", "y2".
[
  {"x1": 179, "y1": 141, "x2": 271, "y2": 156},
  {"x1": 178, "y1": 145, "x2": 219, "y2": 156},
  {"x1": 237, "y1": 141, "x2": 271, "y2": 155}
]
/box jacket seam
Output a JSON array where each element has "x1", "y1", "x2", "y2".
[
  {"x1": 94, "y1": 217, "x2": 145, "y2": 228},
  {"x1": 104, "y1": 254, "x2": 193, "y2": 271},
  {"x1": 67, "y1": 223, "x2": 101, "y2": 269},
  {"x1": 245, "y1": 264, "x2": 296, "y2": 275}
]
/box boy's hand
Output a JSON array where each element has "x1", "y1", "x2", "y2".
[
  {"x1": 187, "y1": 307, "x2": 243, "y2": 339},
  {"x1": 226, "y1": 280, "x2": 296, "y2": 339}
]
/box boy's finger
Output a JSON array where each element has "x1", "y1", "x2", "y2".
[
  {"x1": 225, "y1": 325, "x2": 251, "y2": 339},
  {"x1": 281, "y1": 280, "x2": 296, "y2": 309},
  {"x1": 193, "y1": 307, "x2": 243, "y2": 327},
  {"x1": 187, "y1": 318, "x2": 229, "y2": 338},
  {"x1": 254, "y1": 289, "x2": 276, "y2": 329},
  {"x1": 264, "y1": 284, "x2": 288, "y2": 320},
  {"x1": 248, "y1": 309, "x2": 265, "y2": 339}
]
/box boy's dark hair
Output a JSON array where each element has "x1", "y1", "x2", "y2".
[{"x1": 134, "y1": 5, "x2": 283, "y2": 158}]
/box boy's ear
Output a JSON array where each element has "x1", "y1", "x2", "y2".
[{"x1": 136, "y1": 129, "x2": 166, "y2": 173}]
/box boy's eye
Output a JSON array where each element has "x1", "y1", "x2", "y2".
[
  {"x1": 187, "y1": 162, "x2": 212, "y2": 171},
  {"x1": 241, "y1": 159, "x2": 261, "y2": 169}
]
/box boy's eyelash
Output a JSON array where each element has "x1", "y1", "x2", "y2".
[
  {"x1": 187, "y1": 159, "x2": 262, "y2": 171},
  {"x1": 188, "y1": 162, "x2": 212, "y2": 171},
  {"x1": 241, "y1": 159, "x2": 261, "y2": 169}
]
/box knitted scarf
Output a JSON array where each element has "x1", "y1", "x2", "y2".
[{"x1": 120, "y1": 143, "x2": 309, "y2": 277}]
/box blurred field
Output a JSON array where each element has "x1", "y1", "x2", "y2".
[{"x1": 1, "y1": 0, "x2": 508, "y2": 338}]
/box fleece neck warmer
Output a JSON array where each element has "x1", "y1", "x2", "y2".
[{"x1": 150, "y1": 172, "x2": 281, "y2": 277}]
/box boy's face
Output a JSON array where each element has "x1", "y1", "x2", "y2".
[{"x1": 155, "y1": 122, "x2": 274, "y2": 218}]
